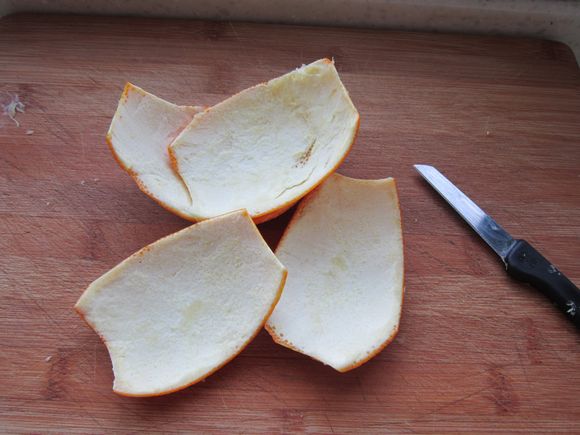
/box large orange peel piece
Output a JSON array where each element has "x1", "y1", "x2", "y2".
[
  {"x1": 266, "y1": 174, "x2": 404, "y2": 371},
  {"x1": 76, "y1": 210, "x2": 287, "y2": 397}
]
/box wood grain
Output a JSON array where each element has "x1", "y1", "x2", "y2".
[{"x1": 1, "y1": 13, "x2": 579, "y2": 434}]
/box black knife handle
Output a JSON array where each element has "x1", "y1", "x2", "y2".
[{"x1": 505, "y1": 239, "x2": 580, "y2": 328}]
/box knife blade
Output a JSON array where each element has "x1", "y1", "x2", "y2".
[{"x1": 414, "y1": 164, "x2": 580, "y2": 329}]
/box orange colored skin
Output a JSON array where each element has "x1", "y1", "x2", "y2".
[
  {"x1": 75, "y1": 210, "x2": 288, "y2": 397},
  {"x1": 265, "y1": 175, "x2": 404, "y2": 373}
]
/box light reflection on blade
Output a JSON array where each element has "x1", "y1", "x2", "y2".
[{"x1": 414, "y1": 164, "x2": 516, "y2": 263}]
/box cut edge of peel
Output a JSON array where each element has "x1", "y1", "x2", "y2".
[
  {"x1": 265, "y1": 174, "x2": 405, "y2": 372},
  {"x1": 75, "y1": 209, "x2": 288, "y2": 397}
]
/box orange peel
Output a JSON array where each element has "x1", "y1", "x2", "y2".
[
  {"x1": 107, "y1": 83, "x2": 203, "y2": 218},
  {"x1": 266, "y1": 174, "x2": 404, "y2": 371},
  {"x1": 76, "y1": 210, "x2": 287, "y2": 397}
]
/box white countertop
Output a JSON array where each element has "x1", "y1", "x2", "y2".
[{"x1": 1, "y1": 0, "x2": 579, "y2": 62}]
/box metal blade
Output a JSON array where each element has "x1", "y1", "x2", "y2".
[{"x1": 414, "y1": 164, "x2": 516, "y2": 262}]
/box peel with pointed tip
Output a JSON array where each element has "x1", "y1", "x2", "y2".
[{"x1": 106, "y1": 83, "x2": 203, "y2": 219}]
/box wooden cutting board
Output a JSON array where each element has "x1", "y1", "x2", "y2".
[{"x1": 1, "y1": 13, "x2": 579, "y2": 433}]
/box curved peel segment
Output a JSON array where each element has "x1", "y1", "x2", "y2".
[
  {"x1": 107, "y1": 83, "x2": 203, "y2": 219},
  {"x1": 76, "y1": 210, "x2": 287, "y2": 396},
  {"x1": 169, "y1": 58, "x2": 359, "y2": 222},
  {"x1": 266, "y1": 174, "x2": 404, "y2": 372}
]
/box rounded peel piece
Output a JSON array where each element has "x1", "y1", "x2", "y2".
[
  {"x1": 106, "y1": 83, "x2": 203, "y2": 219},
  {"x1": 266, "y1": 174, "x2": 404, "y2": 372},
  {"x1": 75, "y1": 210, "x2": 287, "y2": 397},
  {"x1": 169, "y1": 58, "x2": 360, "y2": 223}
]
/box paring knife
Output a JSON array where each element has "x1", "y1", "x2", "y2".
[{"x1": 414, "y1": 164, "x2": 580, "y2": 328}]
